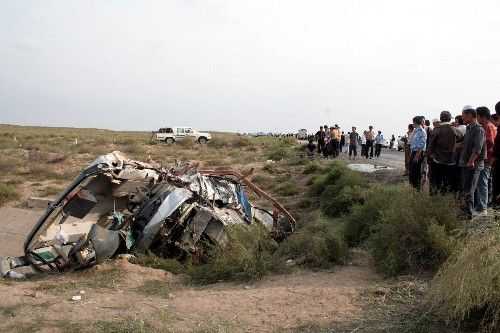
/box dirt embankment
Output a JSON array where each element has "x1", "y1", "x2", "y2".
[{"x1": 0, "y1": 256, "x2": 381, "y2": 332}]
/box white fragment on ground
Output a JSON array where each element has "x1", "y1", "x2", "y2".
[
  {"x1": 347, "y1": 163, "x2": 394, "y2": 173},
  {"x1": 71, "y1": 295, "x2": 82, "y2": 301}
]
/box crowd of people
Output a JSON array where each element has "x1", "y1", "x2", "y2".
[
  {"x1": 306, "y1": 125, "x2": 392, "y2": 160},
  {"x1": 404, "y1": 101, "x2": 500, "y2": 219}
]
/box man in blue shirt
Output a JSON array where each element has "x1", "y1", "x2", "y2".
[
  {"x1": 375, "y1": 131, "x2": 384, "y2": 158},
  {"x1": 409, "y1": 116, "x2": 427, "y2": 190}
]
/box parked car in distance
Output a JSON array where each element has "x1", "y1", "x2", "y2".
[
  {"x1": 153, "y1": 127, "x2": 212, "y2": 144},
  {"x1": 296, "y1": 129, "x2": 308, "y2": 140}
]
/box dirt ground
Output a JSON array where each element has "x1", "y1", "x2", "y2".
[{"x1": 0, "y1": 254, "x2": 382, "y2": 332}]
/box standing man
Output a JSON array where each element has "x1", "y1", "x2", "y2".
[
  {"x1": 460, "y1": 106, "x2": 486, "y2": 218},
  {"x1": 375, "y1": 131, "x2": 384, "y2": 158},
  {"x1": 390, "y1": 134, "x2": 396, "y2": 150},
  {"x1": 361, "y1": 131, "x2": 368, "y2": 158},
  {"x1": 323, "y1": 125, "x2": 331, "y2": 158},
  {"x1": 349, "y1": 127, "x2": 360, "y2": 160},
  {"x1": 366, "y1": 126, "x2": 375, "y2": 159},
  {"x1": 493, "y1": 102, "x2": 500, "y2": 205},
  {"x1": 427, "y1": 111, "x2": 463, "y2": 195},
  {"x1": 331, "y1": 125, "x2": 341, "y2": 158},
  {"x1": 340, "y1": 131, "x2": 346, "y2": 154},
  {"x1": 474, "y1": 107, "x2": 496, "y2": 214},
  {"x1": 404, "y1": 124, "x2": 415, "y2": 176},
  {"x1": 315, "y1": 126, "x2": 326, "y2": 155},
  {"x1": 409, "y1": 116, "x2": 427, "y2": 190}
]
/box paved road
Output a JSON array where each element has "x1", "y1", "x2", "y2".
[
  {"x1": 342, "y1": 148, "x2": 405, "y2": 170},
  {"x1": 0, "y1": 207, "x2": 41, "y2": 256}
]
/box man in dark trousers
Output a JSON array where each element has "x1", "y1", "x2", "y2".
[
  {"x1": 460, "y1": 106, "x2": 486, "y2": 218},
  {"x1": 493, "y1": 101, "x2": 500, "y2": 206},
  {"x1": 366, "y1": 126, "x2": 375, "y2": 159},
  {"x1": 474, "y1": 107, "x2": 497, "y2": 214},
  {"x1": 349, "y1": 127, "x2": 360, "y2": 160},
  {"x1": 409, "y1": 116, "x2": 427, "y2": 190},
  {"x1": 315, "y1": 126, "x2": 326, "y2": 154},
  {"x1": 427, "y1": 111, "x2": 463, "y2": 195}
]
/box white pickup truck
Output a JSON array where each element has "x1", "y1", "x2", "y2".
[{"x1": 153, "y1": 127, "x2": 212, "y2": 144}]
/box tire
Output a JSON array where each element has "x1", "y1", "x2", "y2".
[
  {"x1": 165, "y1": 138, "x2": 175, "y2": 144},
  {"x1": 198, "y1": 137, "x2": 208, "y2": 144}
]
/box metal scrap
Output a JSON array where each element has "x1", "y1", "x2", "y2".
[{"x1": 0, "y1": 151, "x2": 295, "y2": 277}]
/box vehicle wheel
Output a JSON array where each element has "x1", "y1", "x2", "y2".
[
  {"x1": 165, "y1": 138, "x2": 175, "y2": 144},
  {"x1": 198, "y1": 137, "x2": 208, "y2": 144}
]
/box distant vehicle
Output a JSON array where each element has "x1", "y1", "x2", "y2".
[
  {"x1": 153, "y1": 127, "x2": 212, "y2": 144},
  {"x1": 296, "y1": 129, "x2": 308, "y2": 140}
]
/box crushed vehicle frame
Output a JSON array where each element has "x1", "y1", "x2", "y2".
[{"x1": 0, "y1": 152, "x2": 295, "y2": 277}]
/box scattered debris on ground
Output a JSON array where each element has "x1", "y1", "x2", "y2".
[{"x1": 347, "y1": 163, "x2": 394, "y2": 173}]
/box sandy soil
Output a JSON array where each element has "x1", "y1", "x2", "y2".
[{"x1": 0, "y1": 257, "x2": 381, "y2": 332}]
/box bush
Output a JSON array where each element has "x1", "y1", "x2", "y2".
[
  {"x1": 367, "y1": 188, "x2": 459, "y2": 276},
  {"x1": 276, "y1": 215, "x2": 347, "y2": 269},
  {"x1": 275, "y1": 181, "x2": 300, "y2": 196},
  {"x1": 131, "y1": 254, "x2": 186, "y2": 274},
  {"x1": 430, "y1": 229, "x2": 500, "y2": 332},
  {"x1": 0, "y1": 183, "x2": 19, "y2": 206},
  {"x1": 320, "y1": 185, "x2": 364, "y2": 217},
  {"x1": 207, "y1": 136, "x2": 228, "y2": 149},
  {"x1": 188, "y1": 224, "x2": 280, "y2": 284},
  {"x1": 308, "y1": 162, "x2": 365, "y2": 217},
  {"x1": 267, "y1": 145, "x2": 293, "y2": 161},
  {"x1": 344, "y1": 185, "x2": 405, "y2": 246},
  {"x1": 303, "y1": 161, "x2": 323, "y2": 175}
]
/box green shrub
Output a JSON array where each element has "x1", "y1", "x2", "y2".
[
  {"x1": 177, "y1": 136, "x2": 197, "y2": 148},
  {"x1": 430, "y1": 229, "x2": 500, "y2": 332},
  {"x1": 207, "y1": 136, "x2": 228, "y2": 149},
  {"x1": 0, "y1": 183, "x2": 19, "y2": 206},
  {"x1": 308, "y1": 162, "x2": 365, "y2": 217},
  {"x1": 232, "y1": 136, "x2": 252, "y2": 148},
  {"x1": 367, "y1": 188, "x2": 459, "y2": 276},
  {"x1": 131, "y1": 254, "x2": 186, "y2": 274},
  {"x1": 188, "y1": 224, "x2": 280, "y2": 284},
  {"x1": 267, "y1": 145, "x2": 293, "y2": 161},
  {"x1": 276, "y1": 215, "x2": 347, "y2": 269},
  {"x1": 303, "y1": 161, "x2": 323, "y2": 175},
  {"x1": 275, "y1": 181, "x2": 300, "y2": 196},
  {"x1": 344, "y1": 185, "x2": 405, "y2": 246},
  {"x1": 309, "y1": 161, "x2": 363, "y2": 196},
  {"x1": 320, "y1": 185, "x2": 364, "y2": 217}
]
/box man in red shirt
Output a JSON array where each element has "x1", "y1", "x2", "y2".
[{"x1": 475, "y1": 106, "x2": 497, "y2": 214}]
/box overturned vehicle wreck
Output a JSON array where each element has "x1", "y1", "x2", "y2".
[{"x1": 1, "y1": 152, "x2": 295, "y2": 277}]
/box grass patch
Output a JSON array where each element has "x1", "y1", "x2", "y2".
[
  {"x1": 276, "y1": 214, "x2": 347, "y2": 269},
  {"x1": 131, "y1": 255, "x2": 186, "y2": 274},
  {"x1": 37, "y1": 185, "x2": 63, "y2": 197},
  {"x1": 38, "y1": 266, "x2": 123, "y2": 295},
  {"x1": 308, "y1": 161, "x2": 365, "y2": 217},
  {"x1": 430, "y1": 228, "x2": 500, "y2": 332},
  {"x1": 93, "y1": 319, "x2": 154, "y2": 333},
  {"x1": 302, "y1": 161, "x2": 323, "y2": 175},
  {"x1": 134, "y1": 280, "x2": 171, "y2": 298},
  {"x1": 0, "y1": 183, "x2": 19, "y2": 206},
  {"x1": 275, "y1": 181, "x2": 300, "y2": 196},
  {"x1": 188, "y1": 224, "x2": 280, "y2": 285},
  {"x1": 0, "y1": 304, "x2": 23, "y2": 318}
]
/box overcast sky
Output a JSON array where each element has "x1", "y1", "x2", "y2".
[{"x1": 1, "y1": 1, "x2": 500, "y2": 135}]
